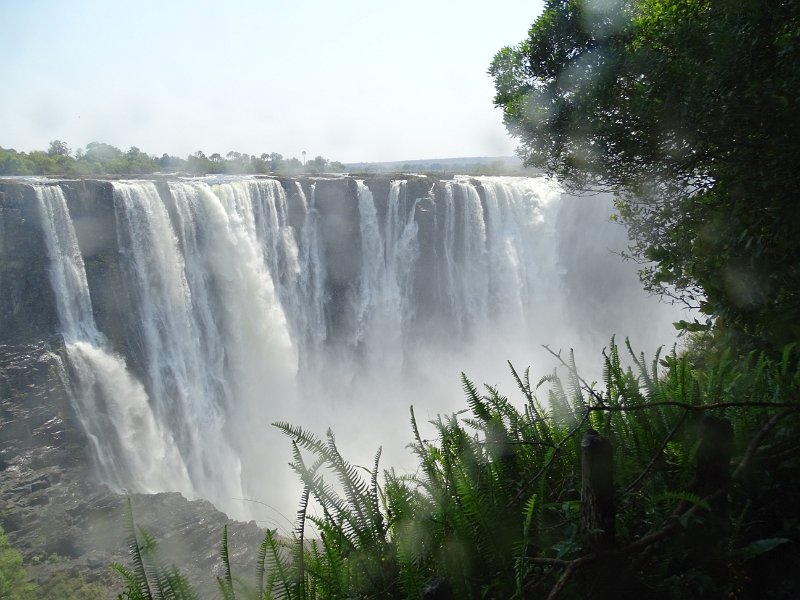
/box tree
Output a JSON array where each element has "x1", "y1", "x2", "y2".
[
  {"x1": 0, "y1": 526, "x2": 37, "y2": 599},
  {"x1": 251, "y1": 154, "x2": 269, "y2": 174},
  {"x1": 269, "y1": 152, "x2": 284, "y2": 172},
  {"x1": 305, "y1": 155, "x2": 329, "y2": 174},
  {"x1": 47, "y1": 139, "x2": 71, "y2": 157},
  {"x1": 489, "y1": 0, "x2": 800, "y2": 350},
  {"x1": 187, "y1": 150, "x2": 213, "y2": 175},
  {"x1": 0, "y1": 147, "x2": 33, "y2": 175},
  {"x1": 158, "y1": 153, "x2": 186, "y2": 171},
  {"x1": 84, "y1": 142, "x2": 123, "y2": 164}
]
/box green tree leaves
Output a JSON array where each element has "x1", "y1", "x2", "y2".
[
  {"x1": 0, "y1": 526, "x2": 38, "y2": 600},
  {"x1": 490, "y1": 0, "x2": 800, "y2": 351}
]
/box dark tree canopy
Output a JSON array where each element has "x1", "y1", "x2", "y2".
[{"x1": 490, "y1": 0, "x2": 800, "y2": 350}]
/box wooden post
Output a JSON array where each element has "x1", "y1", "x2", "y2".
[
  {"x1": 681, "y1": 415, "x2": 735, "y2": 587},
  {"x1": 581, "y1": 429, "x2": 615, "y2": 551},
  {"x1": 580, "y1": 430, "x2": 617, "y2": 600},
  {"x1": 692, "y1": 415, "x2": 734, "y2": 518}
]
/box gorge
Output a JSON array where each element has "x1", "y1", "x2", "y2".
[{"x1": 0, "y1": 174, "x2": 684, "y2": 587}]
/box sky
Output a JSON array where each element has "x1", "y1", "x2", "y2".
[{"x1": 0, "y1": 0, "x2": 544, "y2": 164}]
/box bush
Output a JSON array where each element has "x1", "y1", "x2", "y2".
[
  {"x1": 115, "y1": 340, "x2": 800, "y2": 599},
  {"x1": 0, "y1": 525, "x2": 38, "y2": 600}
]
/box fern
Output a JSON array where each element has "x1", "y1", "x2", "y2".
[
  {"x1": 217, "y1": 526, "x2": 235, "y2": 600},
  {"x1": 116, "y1": 499, "x2": 153, "y2": 600},
  {"x1": 292, "y1": 485, "x2": 310, "y2": 600},
  {"x1": 261, "y1": 529, "x2": 293, "y2": 600},
  {"x1": 111, "y1": 338, "x2": 800, "y2": 599},
  {"x1": 462, "y1": 372, "x2": 491, "y2": 422},
  {"x1": 113, "y1": 499, "x2": 198, "y2": 600},
  {"x1": 655, "y1": 490, "x2": 712, "y2": 513}
]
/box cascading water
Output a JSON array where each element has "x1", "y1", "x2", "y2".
[
  {"x1": 32, "y1": 175, "x2": 685, "y2": 524},
  {"x1": 436, "y1": 180, "x2": 489, "y2": 339},
  {"x1": 34, "y1": 184, "x2": 193, "y2": 498},
  {"x1": 354, "y1": 180, "x2": 420, "y2": 372}
]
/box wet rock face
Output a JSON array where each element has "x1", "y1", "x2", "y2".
[
  {"x1": 0, "y1": 183, "x2": 59, "y2": 344},
  {"x1": 0, "y1": 342, "x2": 98, "y2": 579},
  {"x1": 0, "y1": 341, "x2": 266, "y2": 598},
  {"x1": 60, "y1": 180, "x2": 130, "y2": 354},
  {"x1": 0, "y1": 340, "x2": 80, "y2": 470}
]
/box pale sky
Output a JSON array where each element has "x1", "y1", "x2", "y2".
[{"x1": 0, "y1": 0, "x2": 543, "y2": 163}]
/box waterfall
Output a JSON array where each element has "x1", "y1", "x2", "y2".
[
  {"x1": 294, "y1": 181, "x2": 327, "y2": 361},
  {"x1": 34, "y1": 184, "x2": 193, "y2": 497},
  {"x1": 354, "y1": 180, "x2": 420, "y2": 371},
  {"x1": 436, "y1": 180, "x2": 489, "y2": 338},
  {"x1": 28, "y1": 175, "x2": 684, "y2": 522}
]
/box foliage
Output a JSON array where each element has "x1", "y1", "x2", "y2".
[
  {"x1": 113, "y1": 499, "x2": 199, "y2": 600},
  {"x1": 489, "y1": 0, "x2": 800, "y2": 351},
  {"x1": 115, "y1": 339, "x2": 800, "y2": 599},
  {"x1": 0, "y1": 142, "x2": 345, "y2": 177},
  {"x1": 0, "y1": 525, "x2": 38, "y2": 599},
  {"x1": 36, "y1": 569, "x2": 109, "y2": 600}
]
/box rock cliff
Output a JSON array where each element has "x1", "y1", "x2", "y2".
[{"x1": 0, "y1": 340, "x2": 267, "y2": 597}]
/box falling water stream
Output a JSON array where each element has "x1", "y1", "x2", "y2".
[{"x1": 33, "y1": 175, "x2": 684, "y2": 523}]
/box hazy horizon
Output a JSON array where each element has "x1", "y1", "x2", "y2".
[{"x1": 1, "y1": 0, "x2": 545, "y2": 164}]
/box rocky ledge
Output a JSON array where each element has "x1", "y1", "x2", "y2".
[{"x1": 0, "y1": 341, "x2": 267, "y2": 598}]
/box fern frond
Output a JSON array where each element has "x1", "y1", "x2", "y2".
[
  {"x1": 121, "y1": 498, "x2": 154, "y2": 600},
  {"x1": 655, "y1": 490, "x2": 711, "y2": 512},
  {"x1": 217, "y1": 525, "x2": 235, "y2": 600},
  {"x1": 255, "y1": 532, "x2": 270, "y2": 597},
  {"x1": 112, "y1": 563, "x2": 149, "y2": 600},
  {"x1": 293, "y1": 485, "x2": 310, "y2": 600},
  {"x1": 462, "y1": 373, "x2": 490, "y2": 422},
  {"x1": 368, "y1": 447, "x2": 386, "y2": 542},
  {"x1": 509, "y1": 361, "x2": 533, "y2": 405},
  {"x1": 262, "y1": 529, "x2": 293, "y2": 600}
]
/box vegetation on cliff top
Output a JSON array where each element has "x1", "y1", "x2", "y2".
[{"x1": 0, "y1": 141, "x2": 345, "y2": 177}]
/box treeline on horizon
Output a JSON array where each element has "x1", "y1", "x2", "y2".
[
  {"x1": 1, "y1": 140, "x2": 534, "y2": 178},
  {"x1": 0, "y1": 140, "x2": 346, "y2": 177}
]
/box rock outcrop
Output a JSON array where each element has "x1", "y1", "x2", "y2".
[
  {"x1": 0, "y1": 340, "x2": 267, "y2": 597},
  {"x1": 0, "y1": 183, "x2": 59, "y2": 343}
]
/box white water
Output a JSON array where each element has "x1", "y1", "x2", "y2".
[
  {"x1": 438, "y1": 180, "x2": 489, "y2": 338},
  {"x1": 34, "y1": 185, "x2": 193, "y2": 497},
  {"x1": 36, "y1": 176, "x2": 685, "y2": 525},
  {"x1": 354, "y1": 180, "x2": 420, "y2": 372}
]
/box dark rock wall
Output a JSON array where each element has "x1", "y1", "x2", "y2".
[
  {"x1": 62, "y1": 180, "x2": 133, "y2": 359},
  {"x1": 0, "y1": 183, "x2": 59, "y2": 344},
  {"x1": 313, "y1": 178, "x2": 362, "y2": 344}
]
